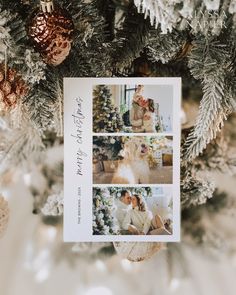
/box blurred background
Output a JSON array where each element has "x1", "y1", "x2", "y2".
[
  {"x1": 1, "y1": 113, "x2": 236, "y2": 295},
  {"x1": 0, "y1": 175, "x2": 236, "y2": 295}
]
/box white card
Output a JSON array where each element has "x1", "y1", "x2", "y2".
[{"x1": 64, "y1": 77, "x2": 181, "y2": 242}]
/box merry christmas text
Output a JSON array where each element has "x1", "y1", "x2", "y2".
[{"x1": 71, "y1": 97, "x2": 87, "y2": 175}]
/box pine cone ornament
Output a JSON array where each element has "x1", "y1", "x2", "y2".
[
  {"x1": 27, "y1": 1, "x2": 74, "y2": 66},
  {"x1": 0, "y1": 195, "x2": 10, "y2": 238},
  {"x1": 0, "y1": 64, "x2": 28, "y2": 110}
]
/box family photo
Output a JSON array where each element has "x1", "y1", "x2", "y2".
[
  {"x1": 93, "y1": 135, "x2": 173, "y2": 184},
  {"x1": 93, "y1": 84, "x2": 173, "y2": 133},
  {"x1": 93, "y1": 187, "x2": 173, "y2": 236}
]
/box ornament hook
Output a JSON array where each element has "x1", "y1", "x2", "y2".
[{"x1": 40, "y1": 0, "x2": 54, "y2": 13}]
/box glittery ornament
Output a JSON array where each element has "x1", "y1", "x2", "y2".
[
  {"x1": 27, "y1": 0, "x2": 74, "y2": 66},
  {"x1": 0, "y1": 195, "x2": 10, "y2": 238},
  {"x1": 0, "y1": 64, "x2": 28, "y2": 110},
  {"x1": 113, "y1": 242, "x2": 162, "y2": 262}
]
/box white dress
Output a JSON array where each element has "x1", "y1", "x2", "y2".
[
  {"x1": 143, "y1": 111, "x2": 156, "y2": 133},
  {"x1": 122, "y1": 207, "x2": 153, "y2": 234}
]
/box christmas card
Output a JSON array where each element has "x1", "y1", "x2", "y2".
[{"x1": 64, "y1": 78, "x2": 181, "y2": 242}]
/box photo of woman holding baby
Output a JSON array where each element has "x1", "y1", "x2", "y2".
[
  {"x1": 93, "y1": 84, "x2": 173, "y2": 134},
  {"x1": 130, "y1": 85, "x2": 157, "y2": 133}
]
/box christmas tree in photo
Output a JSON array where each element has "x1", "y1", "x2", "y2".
[
  {"x1": 93, "y1": 85, "x2": 124, "y2": 133},
  {"x1": 93, "y1": 188, "x2": 118, "y2": 235}
]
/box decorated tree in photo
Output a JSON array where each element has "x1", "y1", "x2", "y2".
[
  {"x1": 93, "y1": 85, "x2": 124, "y2": 133},
  {"x1": 93, "y1": 136, "x2": 123, "y2": 161},
  {"x1": 109, "y1": 187, "x2": 153, "y2": 198},
  {"x1": 93, "y1": 188, "x2": 118, "y2": 235}
]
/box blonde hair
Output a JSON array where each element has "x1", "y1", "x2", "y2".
[{"x1": 136, "y1": 85, "x2": 144, "y2": 90}]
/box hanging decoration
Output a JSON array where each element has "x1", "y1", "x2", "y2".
[
  {"x1": 114, "y1": 242, "x2": 162, "y2": 262},
  {"x1": 0, "y1": 63, "x2": 28, "y2": 111},
  {"x1": 27, "y1": 0, "x2": 74, "y2": 66}
]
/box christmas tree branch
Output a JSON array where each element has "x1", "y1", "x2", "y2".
[
  {"x1": 183, "y1": 35, "x2": 234, "y2": 160},
  {"x1": 112, "y1": 5, "x2": 151, "y2": 72}
]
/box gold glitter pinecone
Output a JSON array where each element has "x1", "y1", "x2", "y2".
[
  {"x1": 27, "y1": 6, "x2": 74, "y2": 66},
  {"x1": 0, "y1": 64, "x2": 28, "y2": 110}
]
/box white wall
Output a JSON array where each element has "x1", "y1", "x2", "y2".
[
  {"x1": 108, "y1": 85, "x2": 120, "y2": 108},
  {"x1": 143, "y1": 85, "x2": 173, "y2": 131}
]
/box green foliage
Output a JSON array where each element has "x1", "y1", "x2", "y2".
[
  {"x1": 182, "y1": 189, "x2": 230, "y2": 245},
  {"x1": 23, "y1": 68, "x2": 63, "y2": 133},
  {"x1": 60, "y1": 0, "x2": 113, "y2": 77},
  {"x1": 0, "y1": 5, "x2": 46, "y2": 83},
  {"x1": 146, "y1": 29, "x2": 188, "y2": 64},
  {"x1": 192, "y1": 137, "x2": 236, "y2": 174},
  {"x1": 181, "y1": 170, "x2": 215, "y2": 208},
  {"x1": 0, "y1": 120, "x2": 44, "y2": 169},
  {"x1": 112, "y1": 5, "x2": 151, "y2": 72},
  {"x1": 1, "y1": 0, "x2": 235, "y2": 165}
]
